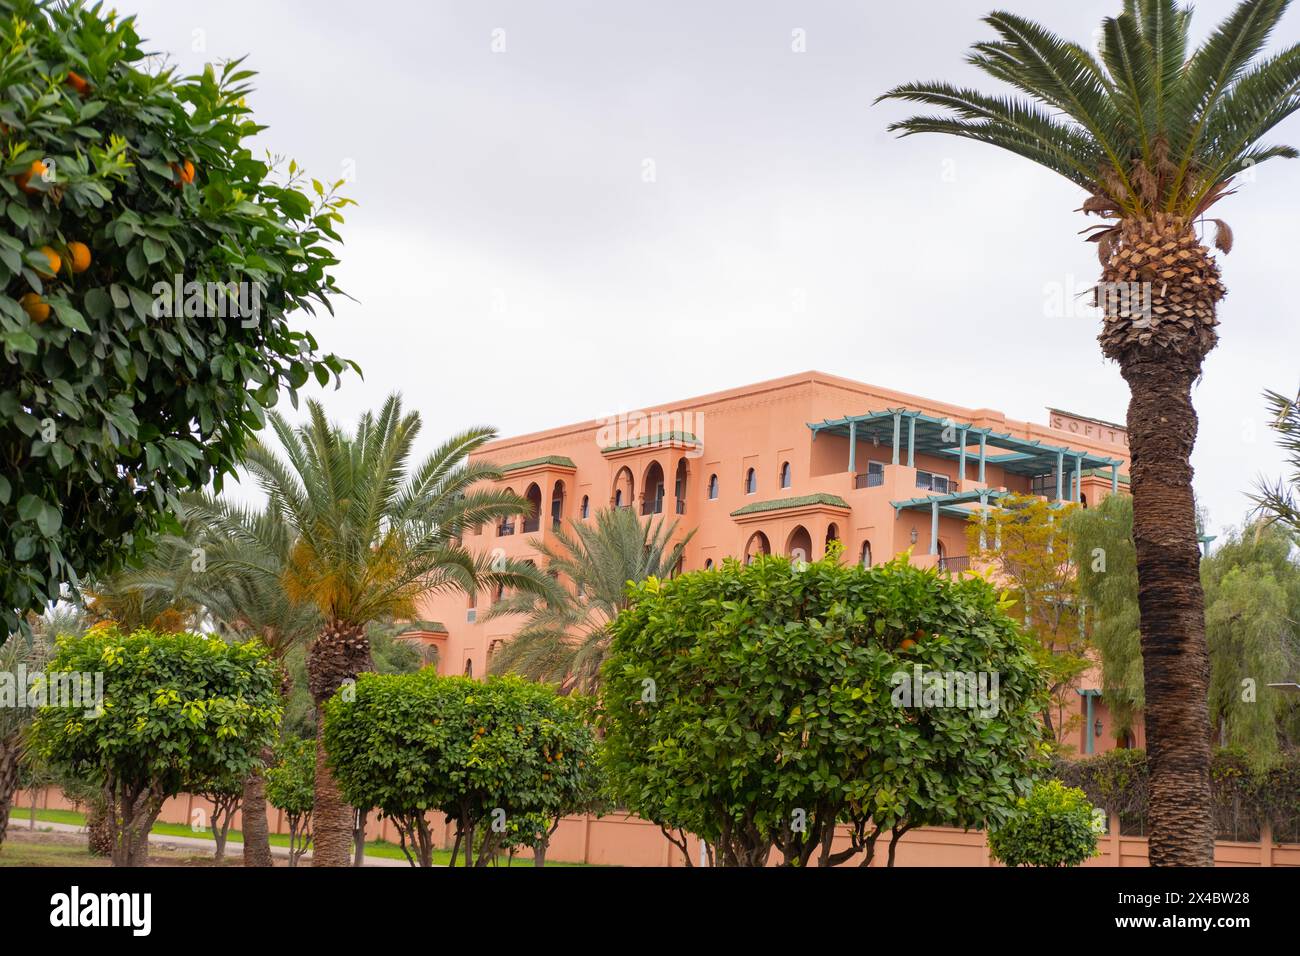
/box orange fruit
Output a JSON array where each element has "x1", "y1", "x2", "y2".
[
  {"x1": 171, "y1": 160, "x2": 196, "y2": 186},
  {"x1": 19, "y1": 292, "x2": 49, "y2": 323},
  {"x1": 66, "y1": 241, "x2": 92, "y2": 274},
  {"x1": 66, "y1": 71, "x2": 90, "y2": 95},
  {"x1": 16, "y1": 160, "x2": 48, "y2": 194},
  {"x1": 899, "y1": 639, "x2": 917, "y2": 651},
  {"x1": 36, "y1": 245, "x2": 61, "y2": 278}
]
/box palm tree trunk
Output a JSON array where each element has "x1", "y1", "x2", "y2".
[
  {"x1": 307, "y1": 619, "x2": 374, "y2": 867},
  {"x1": 1120, "y1": 354, "x2": 1214, "y2": 866},
  {"x1": 0, "y1": 735, "x2": 18, "y2": 848},
  {"x1": 241, "y1": 745, "x2": 275, "y2": 867}
]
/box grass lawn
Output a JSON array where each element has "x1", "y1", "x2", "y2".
[{"x1": 9, "y1": 808, "x2": 593, "y2": 866}]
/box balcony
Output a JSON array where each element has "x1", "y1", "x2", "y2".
[
  {"x1": 854, "y1": 471, "x2": 885, "y2": 490},
  {"x1": 641, "y1": 497, "x2": 665, "y2": 516},
  {"x1": 497, "y1": 521, "x2": 516, "y2": 537},
  {"x1": 522, "y1": 516, "x2": 540, "y2": 534},
  {"x1": 937, "y1": 555, "x2": 971, "y2": 574},
  {"x1": 675, "y1": 498, "x2": 686, "y2": 515}
]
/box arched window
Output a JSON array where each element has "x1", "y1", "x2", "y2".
[
  {"x1": 495, "y1": 581, "x2": 506, "y2": 603},
  {"x1": 612, "y1": 467, "x2": 634, "y2": 510},
  {"x1": 580, "y1": 494, "x2": 590, "y2": 518},
  {"x1": 673, "y1": 458, "x2": 688, "y2": 515},
  {"x1": 704, "y1": 558, "x2": 714, "y2": 570},
  {"x1": 860, "y1": 540, "x2": 872, "y2": 567},
  {"x1": 498, "y1": 487, "x2": 517, "y2": 536},
  {"x1": 550, "y1": 480, "x2": 565, "y2": 530},
  {"x1": 745, "y1": 468, "x2": 757, "y2": 495},
  {"x1": 786, "y1": 526, "x2": 812, "y2": 564},
  {"x1": 744, "y1": 531, "x2": 770, "y2": 564},
  {"x1": 642, "y1": 461, "x2": 666, "y2": 516},
  {"x1": 523, "y1": 483, "x2": 542, "y2": 533},
  {"x1": 826, "y1": 523, "x2": 839, "y2": 551},
  {"x1": 464, "y1": 659, "x2": 473, "y2": 678},
  {"x1": 1081, "y1": 493, "x2": 1088, "y2": 509},
  {"x1": 780, "y1": 462, "x2": 791, "y2": 489},
  {"x1": 707, "y1": 474, "x2": 719, "y2": 500}
]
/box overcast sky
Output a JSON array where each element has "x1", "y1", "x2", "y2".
[{"x1": 122, "y1": 0, "x2": 1300, "y2": 539}]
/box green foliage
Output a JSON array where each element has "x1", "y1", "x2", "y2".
[
  {"x1": 30, "y1": 626, "x2": 281, "y2": 800},
  {"x1": 1254, "y1": 387, "x2": 1300, "y2": 531},
  {"x1": 488, "y1": 506, "x2": 694, "y2": 691},
  {"x1": 264, "y1": 736, "x2": 314, "y2": 818},
  {"x1": 877, "y1": 1, "x2": 1300, "y2": 220},
  {"x1": 988, "y1": 779, "x2": 1102, "y2": 867},
  {"x1": 322, "y1": 671, "x2": 601, "y2": 866},
  {"x1": 967, "y1": 494, "x2": 1091, "y2": 747},
  {"x1": 0, "y1": 0, "x2": 356, "y2": 633},
  {"x1": 1057, "y1": 747, "x2": 1300, "y2": 840},
  {"x1": 600, "y1": 553, "x2": 1049, "y2": 867},
  {"x1": 1075, "y1": 500, "x2": 1300, "y2": 760},
  {"x1": 1071, "y1": 494, "x2": 1143, "y2": 732}
]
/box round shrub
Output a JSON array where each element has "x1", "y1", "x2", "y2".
[{"x1": 988, "y1": 779, "x2": 1102, "y2": 867}]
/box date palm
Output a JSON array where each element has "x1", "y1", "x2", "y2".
[
  {"x1": 487, "y1": 506, "x2": 693, "y2": 692},
  {"x1": 878, "y1": 0, "x2": 1300, "y2": 865},
  {"x1": 241, "y1": 394, "x2": 548, "y2": 866},
  {"x1": 1252, "y1": 388, "x2": 1300, "y2": 531}
]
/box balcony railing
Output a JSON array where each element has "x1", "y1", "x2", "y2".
[
  {"x1": 497, "y1": 521, "x2": 515, "y2": 537},
  {"x1": 854, "y1": 471, "x2": 885, "y2": 489},
  {"x1": 675, "y1": 498, "x2": 686, "y2": 515},
  {"x1": 937, "y1": 555, "x2": 971, "y2": 574},
  {"x1": 642, "y1": 498, "x2": 664, "y2": 516},
  {"x1": 522, "y1": 516, "x2": 540, "y2": 534}
]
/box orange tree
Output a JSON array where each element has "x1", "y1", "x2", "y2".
[
  {"x1": 0, "y1": 0, "x2": 354, "y2": 633},
  {"x1": 966, "y1": 494, "x2": 1092, "y2": 748},
  {"x1": 601, "y1": 553, "x2": 1049, "y2": 867}
]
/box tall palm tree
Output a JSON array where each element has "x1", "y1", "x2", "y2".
[
  {"x1": 487, "y1": 507, "x2": 693, "y2": 692},
  {"x1": 241, "y1": 394, "x2": 548, "y2": 866},
  {"x1": 122, "y1": 493, "x2": 322, "y2": 867},
  {"x1": 878, "y1": 0, "x2": 1300, "y2": 865}
]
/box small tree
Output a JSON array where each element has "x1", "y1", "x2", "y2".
[
  {"x1": 601, "y1": 554, "x2": 1049, "y2": 867},
  {"x1": 193, "y1": 772, "x2": 243, "y2": 862},
  {"x1": 265, "y1": 737, "x2": 315, "y2": 867},
  {"x1": 988, "y1": 780, "x2": 1103, "y2": 868},
  {"x1": 0, "y1": 632, "x2": 49, "y2": 847},
  {"x1": 967, "y1": 494, "x2": 1091, "y2": 747},
  {"x1": 322, "y1": 671, "x2": 601, "y2": 867},
  {"x1": 31, "y1": 626, "x2": 281, "y2": 866}
]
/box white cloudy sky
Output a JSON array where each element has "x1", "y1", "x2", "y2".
[{"x1": 122, "y1": 0, "x2": 1300, "y2": 538}]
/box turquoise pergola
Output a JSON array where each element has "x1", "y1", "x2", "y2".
[{"x1": 808, "y1": 408, "x2": 1126, "y2": 556}]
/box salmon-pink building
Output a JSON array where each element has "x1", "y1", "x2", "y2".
[{"x1": 412, "y1": 369, "x2": 1137, "y2": 758}]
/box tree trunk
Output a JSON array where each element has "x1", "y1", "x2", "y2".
[
  {"x1": 86, "y1": 798, "x2": 113, "y2": 856},
  {"x1": 307, "y1": 619, "x2": 374, "y2": 867},
  {"x1": 353, "y1": 808, "x2": 367, "y2": 866},
  {"x1": 242, "y1": 745, "x2": 275, "y2": 867},
  {"x1": 0, "y1": 735, "x2": 18, "y2": 848},
  {"x1": 1119, "y1": 355, "x2": 1214, "y2": 866}
]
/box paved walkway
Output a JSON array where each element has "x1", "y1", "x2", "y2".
[{"x1": 29, "y1": 820, "x2": 414, "y2": 867}]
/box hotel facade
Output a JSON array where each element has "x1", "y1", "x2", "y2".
[{"x1": 412, "y1": 370, "x2": 1137, "y2": 758}]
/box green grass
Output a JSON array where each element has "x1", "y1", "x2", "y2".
[
  {"x1": 14, "y1": 808, "x2": 593, "y2": 866},
  {"x1": 0, "y1": 838, "x2": 108, "y2": 867}
]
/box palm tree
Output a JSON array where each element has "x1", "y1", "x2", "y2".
[
  {"x1": 240, "y1": 394, "x2": 548, "y2": 866},
  {"x1": 487, "y1": 507, "x2": 693, "y2": 692},
  {"x1": 877, "y1": 0, "x2": 1300, "y2": 865},
  {"x1": 1252, "y1": 387, "x2": 1300, "y2": 531}
]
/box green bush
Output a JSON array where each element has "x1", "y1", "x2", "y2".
[
  {"x1": 322, "y1": 671, "x2": 601, "y2": 867},
  {"x1": 601, "y1": 553, "x2": 1049, "y2": 867},
  {"x1": 30, "y1": 625, "x2": 281, "y2": 865},
  {"x1": 988, "y1": 779, "x2": 1102, "y2": 867},
  {"x1": 265, "y1": 736, "x2": 314, "y2": 865},
  {"x1": 0, "y1": 0, "x2": 355, "y2": 632}
]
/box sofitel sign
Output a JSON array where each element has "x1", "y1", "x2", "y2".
[{"x1": 1048, "y1": 409, "x2": 1129, "y2": 449}]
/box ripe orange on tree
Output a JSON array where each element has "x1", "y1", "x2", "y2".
[
  {"x1": 36, "y1": 245, "x2": 61, "y2": 277},
  {"x1": 66, "y1": 241, "x2": 92, "y2": 273},
  {"x1": 65, "y1": 71, "x2": 90, "y2": 95},
  {"x1": 19, "y1": 292, "x2": 50, "y2": 323},
  {"x1": 15, "y1": 160, "x2": 48, "y2": 193}
]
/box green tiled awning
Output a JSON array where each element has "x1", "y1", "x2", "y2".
[
  {"x1": 498, "y1": 455, "x2": 576, "y2": 473},
  {"x1": 731, "y1": 493, "x2": 850, "y2": 517},
  {"x1": 601, "y1": 432, "x2": 701, "y2": 453}
]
